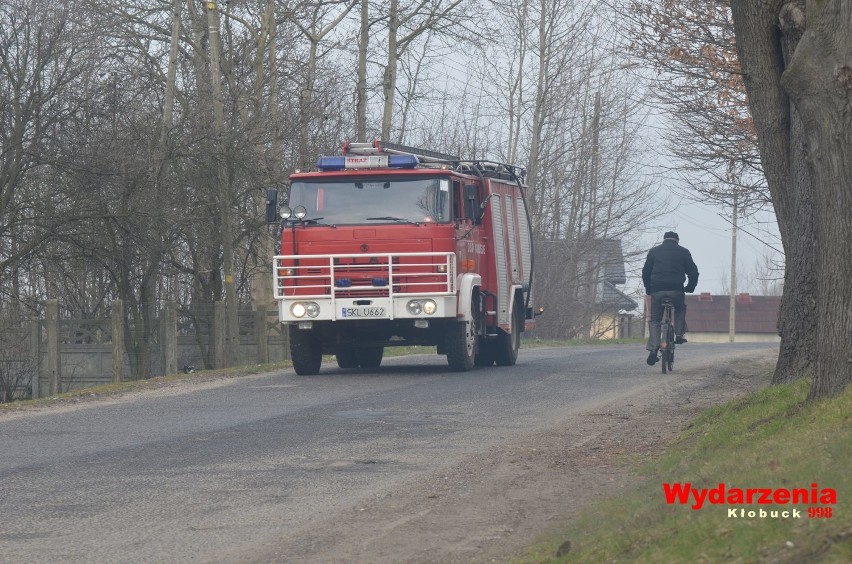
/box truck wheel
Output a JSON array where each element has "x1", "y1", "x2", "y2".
[
  {"x1": 335, "y1": 347, "x2": 359, "y2": 369},
  {"x1": 355, "y1": 347, "x2": 383, "y2": 368},
  {"x1": 494, "y1": 303, "x2": 521, "y2": 366},
  {"x1": 289, "y1": 325, "x2": 322, "y2": 375},
  {"x1": 446, "y1": 310, "x2": 476, "y2": 372}
]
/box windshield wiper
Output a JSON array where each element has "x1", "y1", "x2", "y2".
[
  {"x1": 297, "y1": 217, "x2": 336, "y2": 227},
  {"x1": 365, "y1": 216, "x2": 419, "y2": 225}
]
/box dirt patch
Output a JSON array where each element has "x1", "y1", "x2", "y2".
[{"x1": 251, "y1": 352, "x2": 775, "y2": 564}]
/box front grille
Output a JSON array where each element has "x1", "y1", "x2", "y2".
[{"x1": 274, "y1": 252, "x2": 455, "y2": 299}]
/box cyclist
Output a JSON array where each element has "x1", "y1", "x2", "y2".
[{"x1": 642, "y1": 231, "x2": 699, "y2": 366}]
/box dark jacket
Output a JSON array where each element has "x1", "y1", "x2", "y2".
[{"x1": 642, "y1": 240, "x2": 699, "y2": 294}]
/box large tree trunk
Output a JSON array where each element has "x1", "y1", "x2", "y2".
[
  {"x1": 729, "y1": 0, "x2": 817, "y2": 386},
  {"x1": 780, "y1": 0, "x2": 852, "y2": 399}
]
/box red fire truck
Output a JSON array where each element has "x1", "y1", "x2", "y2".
[{"x1": 266, "y1": 141, "x2": 536, "y2": 375}]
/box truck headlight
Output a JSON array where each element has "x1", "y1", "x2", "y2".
[
  {"x1": 291, "y1": 303, "x2": 307, "y2": 318},
  {"x1": 406, "y1": 301, "x2": 423, "y2": 315},
  {"x1": 305, "y1": 302, "x2": 320, "y2": 318},
  {"x1": 422, "y1": 299, "x2": 437, "y2": 315},
  {"x1": 294, "y1": 205, "x2": 307, "y2": 219},
  {"x1": 407, "y1": 300, "x2": 436, "y2": 315}
]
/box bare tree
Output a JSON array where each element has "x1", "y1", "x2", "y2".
[
  {"x1": 377, "y1": 0, "x2": 467, "y2": 140},
  {"x1": 624, "y1": 1, "x2": 767, "y2": 210},
  {"x1": 0, "y1": 1, "x2": 89, "y2": 307},
  {"x1": 0, "y1": 317, "x2": 36, "y2": 402},
  {"x1": 288, "y1": 0, "x2": 358, "y2": 166},
  {"x1": 1, "y1": 0, "x2": 671, "y2": 370},
  {"x1": 749, "y1": 247, "x2": 784, "y2": 296},
  {"x1": 449, "y1": 1, "x2": 658, "y2": 338}
]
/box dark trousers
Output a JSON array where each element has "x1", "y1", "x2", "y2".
[{"x1": 646, "y1": 290, "x2": 688, "y2": 351}]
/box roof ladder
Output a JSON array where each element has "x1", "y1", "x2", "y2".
[
  {"x1": 344, "y1": 140, "x2": 461, "y2": 165},
  {"x1": 341, "y1": 140, "x2": 527, "y2": 182}
]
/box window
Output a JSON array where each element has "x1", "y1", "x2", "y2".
[{"x1": 287, "y1": 176, "x2": 452, "y2": 225}]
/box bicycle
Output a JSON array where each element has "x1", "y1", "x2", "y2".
[{"x1": 659, "y1": 298, "x2": 675, "y2": 373}]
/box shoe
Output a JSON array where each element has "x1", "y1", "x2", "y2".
[
  {"x1": 675, "y1": 336, "x2": 688, "y2": 344},
  {"x1": 646, "y1": 350, "x2": 659, "y2": 366}
]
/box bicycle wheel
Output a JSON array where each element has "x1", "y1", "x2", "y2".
[
  {"x1": 660, "y1": 321, "x2": 671, "y2": 374},
  {"x1": 666, "y1": 323, "x2": 675, "y2": 372}
]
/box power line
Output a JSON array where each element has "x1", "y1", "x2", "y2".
[{"x1": 716, "y1": 213, "x2": 784, "y2": 255}]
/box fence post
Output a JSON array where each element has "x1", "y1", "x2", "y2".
[
  {"x1": 112, "y1": 299, "x2": 124, "y2": 383},
  {"x1": 255, "y1": 305, "x2": 268, "y2": 364},
  {"x1": 30, "y1": 319, "x2": 41, "y2": 398},
  {"x1": 46, "y1": 300, "x2": 60, "y2": 395},
  {"x1": 213, "y1": 301, "x2": 226, "y2": 369},
  {"x1": 164, "y1": 301, "x2": 178, "y2": 375}
]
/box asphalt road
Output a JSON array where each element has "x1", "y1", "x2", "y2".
[{"x1": 0, "y1": 342, "x2": 778, "y2": 563}]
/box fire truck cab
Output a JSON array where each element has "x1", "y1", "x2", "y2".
[{"x1": 268, "y1": 141, "x2": 535, "y2": 375}]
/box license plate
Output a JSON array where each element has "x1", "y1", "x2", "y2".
[{"x1": 341, "y1": 306, "x2": 386, "y2": 318}]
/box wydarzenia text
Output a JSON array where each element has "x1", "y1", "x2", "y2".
[{"x1": 663, "y1": 482, "x2": 837, "y2": 512}]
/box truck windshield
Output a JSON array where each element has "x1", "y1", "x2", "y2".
[{"x1": 287, "y1": 177, "x2": 451, "y2": 225}]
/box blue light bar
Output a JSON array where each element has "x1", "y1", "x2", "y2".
[
  {"x1": 335, "y1": 278, "x2": 352, "y2": 287},
  {"x1": 372, "y1": 278, "x2": 388, "y2": 287},
  {"x1": 388, "y1": 155, "x2": 418, "y2": 168},
  {"x1": 317, "y1": 156, "x2": 346, "y2": 171},
  {"x1": 315, "y1": 154, "x2": 419, "y2": 171}
]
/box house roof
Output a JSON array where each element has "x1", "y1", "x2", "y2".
[
  {"x1": 534, "y1": 238, "x2": 637, "y2": 311},
  {"x1": 536, "y1": 238, "x2": 628, "y2": 284},
  {"x1": 685, "y1": 293, "x2": 781, "y2": 334},
  {"x1": 600, "y1": 281, "x2": 639, "y2": 311},
  {"x1": 594, "y1": 239, "x2": 628, "y2": 284}
]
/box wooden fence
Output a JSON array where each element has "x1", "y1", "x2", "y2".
[{"x1": 1, "y1": 300, "x2": 288, "y2": 400}]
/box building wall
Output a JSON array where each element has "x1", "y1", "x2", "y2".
[
  {"x1": 590, "y1": 313, "x2": 640, "y2": 339},
  {"x1": 590, "y1": 314, "x2": 618, "y2": 339}
]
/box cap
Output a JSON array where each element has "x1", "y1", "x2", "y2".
[{"x1": 663, "y1": 231, "x2": 679, "y2": 241}]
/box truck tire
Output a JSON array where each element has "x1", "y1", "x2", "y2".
[
  {"x1": 289, "y1": 325, "x2": 322, "y2": 375},
  {"x1": 472, "y1": 291, "x2": 494, "y2": 367},
  {"x1": 494, "y1": 303, "x2": 521, "y2": 366},
  {"x1": 335, "y1": 347, "x2": 359, "y2": 369},
  {"x1": 355, "y1": 347, "x2": 383, "y2": 368},
  {"x1": 446, "y1": 302, "x2": 477, "y2": 372}
]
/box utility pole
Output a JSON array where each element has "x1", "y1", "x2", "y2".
[{"x1": 729, "y1": 191, "x2": 738, "y2": 343}]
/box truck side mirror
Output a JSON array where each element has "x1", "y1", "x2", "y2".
[
  {"x1": 265, "y1": 189, "x2": 279, "y2": 224},
  {"x1": 463, "y1": 185, "x2": 480, "y2": 221},
  {"x1": 527, "y1": 306, "x2": 545, "y2": 318}
]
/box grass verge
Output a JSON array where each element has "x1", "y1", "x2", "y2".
[{"x1": 516, "y1": 376, "x2": 851, "y2": 563}]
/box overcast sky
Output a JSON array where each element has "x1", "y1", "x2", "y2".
[{"x1": 632, "y1": 195, "x2": 783, "y2": 298}]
